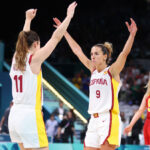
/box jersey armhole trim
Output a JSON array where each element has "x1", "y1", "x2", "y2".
[
  {"x1": 108, "y1": 69, "x2": 120, "y2": 84},
  {"x1": 29, "y1": 54, "x2": 33, "y2": 65}
]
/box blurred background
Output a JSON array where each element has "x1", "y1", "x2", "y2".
[{"x1": 0, "y1": 0, "x2": 150, "y2": 149}]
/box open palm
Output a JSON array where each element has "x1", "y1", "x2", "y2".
[
  {"x1": 53, "y1": 17, "x2": 62, "y2": 28},
  {"x1": 125, "y1": 18, "x2": 137, "y2": 36}
]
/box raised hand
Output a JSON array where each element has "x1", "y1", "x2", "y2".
[
  {"x1": 23, "y1": 9, "x2": 37, "y2": 31},
  {"x1": 53, "y1": 18, "x2": 62, "y2": 28},
  {"x1": 123, "y1": 125, "x2": 132, "y2": 135},
  {"x1": 25, "y1": 9, "x2": 37, "y2": 21},
  {"x1": 125, "y1": 18, "x2": 137, "y2": 37},
  {"x1": 67, "y1": 1, "x2": 77, "y2": 18}
]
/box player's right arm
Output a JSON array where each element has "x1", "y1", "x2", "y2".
[
  {"x1": 13, "y1": 9, "x2": 37, "y2": 59},
  {"x1": 32, "y1": 2, "x2": 77, "y2": 64},
  {"x1": 23, "y1": 9, "x2": 37, "y2": 31},
  {"x1": 123, "y1": 93, "x2": 148, "y2": 135},
  {"x1": 53, "y1": 18, "x2": 94, "y2": 72}
]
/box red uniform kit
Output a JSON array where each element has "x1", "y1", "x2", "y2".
[{"x1": 143, "y1": 95, "x2": 150, "y2": 145}]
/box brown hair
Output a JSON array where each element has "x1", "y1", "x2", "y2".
[
  {"x1": 94, "y1": 42, "x2": 113, "y2": 64},
  {"x1": 15, "y1": 30, "x2": 40, "y2": 71}
]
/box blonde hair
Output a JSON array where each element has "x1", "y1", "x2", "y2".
[
  {"x1": 103, "y1": 42, "x2": 113, "y2": 59},
  {"x1": 94, "y1": 42, "x2": 113, "y2": 64}
]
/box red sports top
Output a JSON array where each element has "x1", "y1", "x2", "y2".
[{"x1": 146, "y1": 95, "x2": 150, "y2": 119}]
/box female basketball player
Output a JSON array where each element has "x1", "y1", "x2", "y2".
[
  {"x1": 53, "y1": 18, "x2": 137, "y2": 150},
  {"x1": 124, "y1": 79, "x2": 150, "y2": 145},
  {"x1": 8, "y1": 2, "x2": 77, "y2": 150}
]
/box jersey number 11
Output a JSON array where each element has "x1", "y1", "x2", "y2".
[{"x1": 14, "y1": 75, "x2": 23, "y2": 93}]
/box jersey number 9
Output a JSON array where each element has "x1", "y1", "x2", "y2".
[{"x1": 96, "y1": 90, "x2": 100, "y2": 98}]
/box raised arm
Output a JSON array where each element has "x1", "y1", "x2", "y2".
[
  {"x1": 109, "y1": 18, "x2": 137, "y2": 78},
  {"x1": 53, "y1": 18, "x2": 94, "y2": 72},
  {"x1": 123, "y1": 93, "x2": 147, "y2": 135},
  {"x1": 33, "y1": 2, "x2": 77, "y2": 65},
  {"x1": 23, "y1": 9, "x2": 37, "y2": 31}
]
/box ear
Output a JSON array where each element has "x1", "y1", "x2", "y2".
[
  {"x1": 104, "y1": 54, "x2": 107, "y2": 61},
  {"x1": 33, "y1": 41, "x2": 38, "y2": 48}
]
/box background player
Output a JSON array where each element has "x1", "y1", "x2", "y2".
[{"x1": 124, "y1": 79, "x2": 150, "y2": 145}]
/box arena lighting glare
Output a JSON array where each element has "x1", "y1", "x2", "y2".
[{"x1": 42, "y1": 78, "x2": 88, "y2": 124}]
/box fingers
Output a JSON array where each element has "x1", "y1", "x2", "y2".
[
  {"x1": 34, "y1": 9, "x2": 37, "y2": 14},
  {"x1": 67, "y1": 1, "x2": 77, "y2": 18},
  {"x1": 53, "y1": 17, "x2": 57, "y2": 22},
  {"x1": 69, "y1": 1, "x2": 78, "y2": 9},
  {"x1": 126, "y1": 18, "x2": 136, "y2": 26},
  {"x1": 53, "y1": 17, "x2": 61, "y2": 25},
  {"x1": 53, "y1": 17, "x2": 61, "y2": 28},
  {"x1": 26, "y1": 8, "x2": 37, "y2": 16},
  {"x1": 53, "y1": 24, "x2": 57, "y2": 28},
  {"x1": 74, "y1": 1, "x2": 78, "y2": 7},
  {"x1": 130, "y1": 18, "x2": 135, "y2": 24},
  {"x1": 125, "y1": 21, "x2": 130, "y2": 29},
  {"x1": 53, "y1": 17, "x2": 59, "y2": 22},
  {"x1": 130, "y1": 18, "x2": 137, "y2": 27},
  {"x1": 71, "y1": 1, "x2": 77, "y2": 6}
]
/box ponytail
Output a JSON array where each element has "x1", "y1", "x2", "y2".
[
  {"x1": 15, "y1": 31, "x2": 28, "y2": 71},
  {"x1": 103, "y1": 42, "x2": 113, "y2": 60},
  {"x1": 14, "y1": 30, "x2": 40, "y2": 72}
]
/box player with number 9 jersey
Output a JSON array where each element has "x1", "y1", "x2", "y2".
[
  {"x1": 53, "y1": 15, "x2": 138, "y2": 149},
  {"x1": 88, "y1": 66, "x2": 122, "y2": 114}
]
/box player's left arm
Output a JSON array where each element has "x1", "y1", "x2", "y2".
[
  {"x1": 123, "y1": 93, "x2": 147, "y2": 135},
  {"x1": 109, "y1": 18, "x2": 137, "y2": 78},
  {"x1": 23, "y1": 9, "x2": 37, "y2": 31}
]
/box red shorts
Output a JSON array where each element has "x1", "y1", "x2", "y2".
[{"x1": 143, "y1": 119, "x2": 150, "y2": 145}]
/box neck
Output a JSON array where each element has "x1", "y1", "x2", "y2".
[
  {"x1": 28, "y1": 47, "x2": 36, "y2": 54},
  {"x1": 96, "y1": 63, "x2": 107, "y2": 73}
]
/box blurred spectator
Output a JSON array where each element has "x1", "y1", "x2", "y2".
[
  {"x1": 119, "y1": 64, "x2": 148, "y2": 105},
  {"x1": 120, "y1": 112, "x2": 128, "y2": 145},
  {"x1": 53, "y1": 101, "x2": 67, "y2": 123},
  {"x1": 0, "y1": 101, "x2": 13, "y2": 134},
  {"x1": 127, "y1": 109, "x2": 143, "y2": 144},
  {"x1": 55, "y1": 110, "x2": 75, "y2": 143},
  {"x1": 72, "y1": 73, "x2": 82, "y2": 89},
  {"x1": 80, "y1": 117, "x2": 90, "y2": 144},
  {"x1": 46, "y1": 114, "x2": 58, "y2": 140},
  {"x1": 69, "y1": 109, "x2": 76, "y2": 122},
  {"x1": 81, "y1": 74, "x2": 90, "y2": 95}
]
